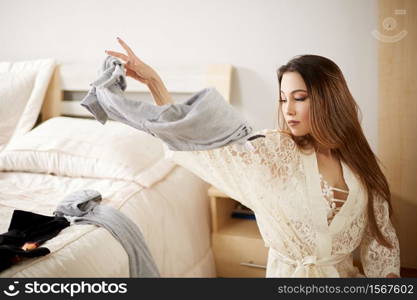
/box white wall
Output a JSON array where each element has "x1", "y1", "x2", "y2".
[{"x1": 0, "y1": 0, "x2": 379, "y2": 151}]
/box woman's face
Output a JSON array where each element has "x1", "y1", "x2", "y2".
[{"x1": 280, "y1": 71, "x2": 311, "y2": 136}]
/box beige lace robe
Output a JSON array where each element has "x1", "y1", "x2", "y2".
[{"x1": 165, "y1": 128, "x2": 400, "y2": 277}]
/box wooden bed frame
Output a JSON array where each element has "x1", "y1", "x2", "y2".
[{"x1": 39, "y1": 63, "x2": 233, "y2": 123}]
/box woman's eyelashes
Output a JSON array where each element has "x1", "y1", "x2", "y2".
[{"x1": 279, "y1": 97, "x2": 306, "y2": 103}]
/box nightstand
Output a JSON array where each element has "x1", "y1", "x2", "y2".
[{"x1": 208, "y1": 185, "x2": 268, "y2": 277}]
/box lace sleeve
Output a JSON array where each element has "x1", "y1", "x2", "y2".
[
  {"x1": 164, "y1": 129, "x2": 297, "y2": 212},
  {"x1": 359, "y1": 196, "x2": 401, "y2": 277}
]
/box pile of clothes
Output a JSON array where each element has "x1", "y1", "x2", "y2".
[
  {"x1": 0, "y1": 189, "x2": 159, "y2": 278},
  {"x1": 0, "y1": 209, "x2": 69, "y2": 271}
]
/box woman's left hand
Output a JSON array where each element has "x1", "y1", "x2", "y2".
[{"x1": 105, "y1": 37, "x2": 159, "y2": 85}]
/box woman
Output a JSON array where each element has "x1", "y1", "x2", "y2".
[{"x1": 105, "y1": 37, "x2": 400, "y2": 278}]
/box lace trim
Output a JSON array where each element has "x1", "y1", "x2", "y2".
[{"x1": 319, "y1": 173, "x2": 349, "y2": 224}]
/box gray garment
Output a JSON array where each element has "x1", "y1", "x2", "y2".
[
  {"x1": 80, "y1": 55, "x2": 253, "y2": 151},
  {"x1": 53, "y1": 189, "x2": 160, "y2": 278}
]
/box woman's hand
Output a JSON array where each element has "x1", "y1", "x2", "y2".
[
  {"x1": 105, "y1": 37, "x2": 159, "y2": 85},
  {"x1": 105, "y1": 37, "x2": 173, "y2": 105}
]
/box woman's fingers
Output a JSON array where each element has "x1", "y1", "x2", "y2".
[
  {"x1": 105, "y1": 50, "x2": 129, "y2": 62},
  {"x1": 126, "y1": 68, "x2": 146, "y2": 83},
  {"x1": 106, "y1": 38, "x2": 143, "y2": 67},
  {"x1": 104, "y1": 37, "x2": 155, "y2": 85},
  {"x1": 117, "y1": 37, "x2": 137, "y2": 59}
]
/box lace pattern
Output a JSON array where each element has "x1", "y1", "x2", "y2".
[
  {"x1": 166, "y1": 129, "x2": 400, "y2": 277},
  {"x1": 332, "y1": 208, "x2": 367, "y2": 254},
  {"x1": 359, "y1": 195, "x2": 401, "y2": 277},
  {"x1": 319, "y1": 174, "x2": 349, "y2": 225}
]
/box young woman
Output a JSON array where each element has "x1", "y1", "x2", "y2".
[{"x1": 105, "y1": 38, "x2": 400, "y2": 278}]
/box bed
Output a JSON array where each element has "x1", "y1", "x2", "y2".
[{"x1": 0, "y1": 58, "x2": 233, "y2": 277}]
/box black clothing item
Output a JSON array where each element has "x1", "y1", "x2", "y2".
[
  {"x1": 247, "y1": 134, "x2": 266, "y2": 141},
  {"x1": 0, "y1": 210, "x2": 70, "y2": 272}
]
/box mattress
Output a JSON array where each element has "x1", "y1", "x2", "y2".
[{"x1": 0, "y1": 117, "x2": 216, "y2": 277}]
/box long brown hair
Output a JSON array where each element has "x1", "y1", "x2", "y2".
[{"x1": 276, "y1": 54, "x2": 394, "y2": 248}]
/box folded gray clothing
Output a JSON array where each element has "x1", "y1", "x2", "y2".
[
  {"x1": 80, "y1": 55, "x2": 254, "y2": 151},
  {"x1": 53, "y1": 189, "x2": 160, "y2": 278}
]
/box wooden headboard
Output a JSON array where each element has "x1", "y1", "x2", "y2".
[{"x1": 40, "y1": 63, "x2": 234, "y2": 123}]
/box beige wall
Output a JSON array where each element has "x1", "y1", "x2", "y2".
[
  {"x1": 0, "y1": 0, "x2": 380, "y2": 150},
  {"x1": 377, "y1": 0, "x2": 417, "y2": 268}
]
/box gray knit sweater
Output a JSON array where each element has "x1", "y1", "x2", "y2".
[
  {"x1": 80, "y1": 55, "x2": 253, "y2": 151},
  {"x1": 53, "y1": 189, "x2": 160, "y2": 278}
]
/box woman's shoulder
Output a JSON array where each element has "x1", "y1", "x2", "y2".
[{"x1": 240, "y1": 128, "x2": 298, "y2": 156}]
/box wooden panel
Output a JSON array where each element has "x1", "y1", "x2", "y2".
[
  {"x1": 60, "y1": 101, "x2": 92, "y2": 118},
  {"x1": 40, "y1": 63, "x2": 233, "y2": 121},
  {"x1": 210, "y1": 196, "x2": 236, "y2": 233},
  {"x1": 209, "y1": 186, "x2": 268, "y2": 277},
  {"x1": 204, "y1": 64, "x2": 233, "y2": 103},
  {"x1": 377, "y1": 0, "x2": 417, "y2": 268},
  {"x1": 212, "y1": 233, "x2": 268, "y2": 278},
  {"x1": 41, "y1": 65, "x2": 62, "y2": 122},
  {"x1": 59, "y1": 63, "x2": 207, "y2": 93}
]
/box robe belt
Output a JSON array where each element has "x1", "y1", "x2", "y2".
[{"x1": 270, "y1": 248, "x2": 349, "y2": 277}]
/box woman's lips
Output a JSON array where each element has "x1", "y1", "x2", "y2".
[{"x1": 288, "y1": 121, "x2": 300, "y2": 126}]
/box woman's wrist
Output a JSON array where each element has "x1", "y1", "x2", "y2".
[{"x1": 147, "y1": 76, "x2": 173, "y2": 106}]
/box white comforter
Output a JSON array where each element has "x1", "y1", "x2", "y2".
[{"x1": 0, "y1": 117, "x2": 216, "y2": 277}]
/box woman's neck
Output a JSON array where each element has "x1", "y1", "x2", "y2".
[{"x1": 316, "y1": 145, "x2": 332, "y2": 158}]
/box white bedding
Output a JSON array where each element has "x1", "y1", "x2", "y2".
[
  {"x1": 0, "y1": 117, "x2": 216, "y2": 277},
  {"x1": 0, "y1": 58, "x2": 56, "y2": 151}
]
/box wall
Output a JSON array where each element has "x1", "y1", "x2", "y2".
[{"x1": 0, "y1": 0, "x2": 379, "y2": 149}]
